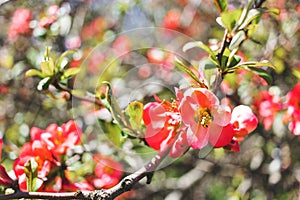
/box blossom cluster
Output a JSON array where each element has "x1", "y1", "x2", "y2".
[
  {"x1": 253, "y1": 83, "x2": 300, "y2": 136},
  {"x1": 0, "y1": 120, "x2": 123, "y2": 192},
  {"x1": 143, "y1": 87, "x2": 258, "y2": 157}
]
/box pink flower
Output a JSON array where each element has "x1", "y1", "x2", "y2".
[
  {"x1": 162, "y1": 9, "x2": 181, "y2": 30},
  {"x1": 143, "y1": 98, "x2": 182, "y2": 151},
  {"x1": 13, "y1": 141, "x2": 57, "y2": 191},
  {"x1": 170, "y1": 131, "x2": 189, "y2": 158},
  {"x1": 92, "y1": 156, "x2": 123, "y2": 189},
  {"x1": 289, "y1": 120, "x2": 300, "y2": 136},
  {"x1": 30, "y1": 120, "x2": 82, "y2": 156},
  {"x1": 253, "y1": 90, "x2": 282, "y2": 130},
  {"x1": 65, "y1": 36, "x2": 82, "y2": 49},
  {"x1": 143, "y1": 96, "x2": 189, "y2": 157},
  {"x1": 231, "y1": 105, "x2": 258, "y2": 141},
  {"x1": 38, "y1": 5, "x2": 59, "y2": 28},
  {"x1": 284, "y1": 83, "x2": 300, "y2": 135},
  {"x1": 8, "y1": 8, "x2": 32, "y2": 41},
  {"x1": 178, "y1": 88, "x2": 232, "y2": 149}
]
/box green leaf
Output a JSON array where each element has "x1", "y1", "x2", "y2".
[
  {"x1": 214, "y1": 0, "x2": 228, "y2": 13},
  {"x1": 229, "y1": 31, "x2": 246, "y2": 50},
  {"x1": 25, "y1": 69, "x2": 45, "y2": 78},
  {"x1": 40, "y1": 59, "x2": 55, "y2": 76},
  {"x1": 175, "y1": 57, "x2": 207, "y2": 88},
  {"x1": 228, "y1": 55, "x2": 241, "y2": 68},
  {"x1": 247, "y1": 67, "x2": 273, "y2": 85},
  {"x1": 220, "y1": 48, "x2": 230, "y2": 70},
  {"x1": 235, "y1": 60, "x2": 276, "y2": 70},
  {"x1": 125, "y1": 101, "x2": 144, "y2": 131},
  {"x1": 56, "y1": 50, "x2": 77, "y2": 70},
  {"x1": 183, "y1": 41, "x2": 219, "y2": 66},
  {"x1": 268, "y1": 8, "x2": 280, "y2": 15},
  {"x1": 98, "y1": 119, "x2": 123, "y2": 147},
  {"x1": 238, "y1": 8, "x2": 261, "y2": 30},
  {"x1": 37, "y1": 77, "x2": 51, "y2": 91},
  {"x1": 221, "y1": 9, "x2": 243, "y2": 32},
  {"x1": 44, "y1": 46, "x2": 52, "y2": 61},
  {"x1": 61, "y1": 67, "x2": 80, "y2": 80},
  {"x1": 101, "y1": 82, "x2": 136, "y2": 136},
  {"x1": 24, "y1": 158, "x2": 42, "y2": 192}
]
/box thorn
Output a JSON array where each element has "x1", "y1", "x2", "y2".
[{"x1": 146, "y1": 172, "x2": 154, "y2": 184}]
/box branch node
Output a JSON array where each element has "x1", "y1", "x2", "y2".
[{"x1": 121, "y1": 178, "x2": 133, "y2": 190}]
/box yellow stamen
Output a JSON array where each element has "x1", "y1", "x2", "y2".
[{"x1": 195, "y1": 108, "x2": 213, "y2": 128}]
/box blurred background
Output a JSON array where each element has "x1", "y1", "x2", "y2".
[{"x1": 0, "y1": 0, "x2": 300, "y2": 199}]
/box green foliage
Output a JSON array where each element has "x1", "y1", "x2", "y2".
[
  {"x1": 26, "y1": 48, "x2": 78, "y2": 90},
  {"x1": 24, "y1": 158, "x2": 43, "y2": 192},
  {"x1": 98, "y1": 119, "x2": 123, "y2": 147},
  {"x1": 174, "y1": 57, "x2": 207, "y2": 87},
  {"x1": 220, "y1": 9, "x2": 243, "y2": 32},
  {"x1": 125, "y1": 101, "x2": 144, "y2": 132},
  {"x1": 214, "y1": 0, "x2": 228, "y2": 13},
  {"x1": 101, "y1": 82, "x2": 141, "y2": 137}
]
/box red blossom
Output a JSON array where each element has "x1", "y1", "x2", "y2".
[
  {"x1": 162, "y1": 9, "x2": 181, "y2": 30},
  {"x1": 8, "y1": 8, "x2": 32, "y2": 41},
  {"x1": 65, "y1": 36, "x2": 82, "y2": 49},
  {"x1": 143, "y1": 98, "x2": 182, "y2": 151},
  {"x1": 230, "y1": 105, "x2": 258, "y2": 141},
  {"x1": 178, "y1": 87, "x2": 232, "y2": 149},
  {"x1": 284, "y1": 83, "x2": 300, "y2": 135},
  {"x1": 13, "y1": 141, "x2": 57, "y2": 191},
  {"x1": 38, "y1": 5, "x2": 59, "y2": 28},
  {"x1": 81, "y1": 17, "x2": 108, "y2": 41},
  {"x1": 30, "y1": 120, "x2": 82, "y2": 156},
  {"x1": 92, "y1": 156, "x2": 123, "y2": 189},
  {"x1": 169, "y1": 130, "x2": 189, "y2": 158},
  {"x1": 112, "y1": 36, "x2": 131, "y2": 57},
  {"x1": 253, "y1": 90, "x2": 282, "y2": 130}
]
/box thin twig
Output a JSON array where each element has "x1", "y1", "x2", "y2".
[
  {"x1": 0, "y1": 191, "x2": 84, "y2": 200},
  {"x1": 0, "y1": 139, "x2": 173, "y2": 200},
  {"x1": 53, "y1": 82, "x2": 104, "y2": 107}
]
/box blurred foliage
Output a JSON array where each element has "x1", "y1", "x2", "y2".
[{"x1": 0, "y1": 0, "x2": 300, "y2": 199}]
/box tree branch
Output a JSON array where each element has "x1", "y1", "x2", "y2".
[
  {"x1": 0, "y1": 140, "x2": 172, "y2": 200},
  {"x1": 52, "y1": 82, "x2": 104, "y2": 107},
  {"x1": 0, "y1": 191, "x2": 84, "y2": 200}
]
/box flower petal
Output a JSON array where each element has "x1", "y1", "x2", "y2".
[
  {"x1": 186, "y1": 124, "x2": 209, "y2": 149},
  {"x1": 211, "y1": 105, "x2": 231, "y2": 126}
]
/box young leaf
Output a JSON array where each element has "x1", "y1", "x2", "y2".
[
  {"x1": 40, "y1": 58, "x2": 55, "y2": 76},
  {"x1": 125, "y1": 101, "x2": 144, "y2": 131},
  {"x1": 101, "y1": 82, "x2": 137, "y2": 136},
  {"x1": 98, "y1": 119, "x2": 123, "y2": 147},
  {"x1": 175, "y1": 57, "x2": 207, "y2": 88},
  {"x1": 183, "y1": 41, "x2": 219, "y2": 66},
  {"x1": 235, "y1": 60, "x2": 276, "y2": 70},
  {"x1": 229, "y1": 31, "x2": 246, "y2": 50},
  {"x1": 24, "y1": 158, "x2": 42, "y2": 192},
  {"x1": 238, "y1": 9, "x2": 261, "y2": 30},
  {"x1": 220, "y1": 47, "x2": 231, "y2": 70},
  {"x1": 221, "y1": 9, "x2": 243, "y2": 32},
  {"x1": 247, "y1": 67, "x2": 273, "y2": 85},
  {"x1": 37, "y1": 77, "x2": 51, "y2": 91},
  {"x1": 61, "y1": 67, "x2": 80, "y2": 80},
  {"x1": 228, "y1": 55, "x2": 241, "y2": 68},
  {"x1": 25, "y1": 69, "x2": 45, "y2": 78},
  {"x1": 56, "y1": 50, "x2": 77, "y2": 70},
  {"x1": 214, "y1": 0, "x2": 228, "y2": 13}
]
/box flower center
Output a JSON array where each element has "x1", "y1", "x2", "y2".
[{"x1": 195, "y1": 108, "x2": 213, "y2": 128}]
